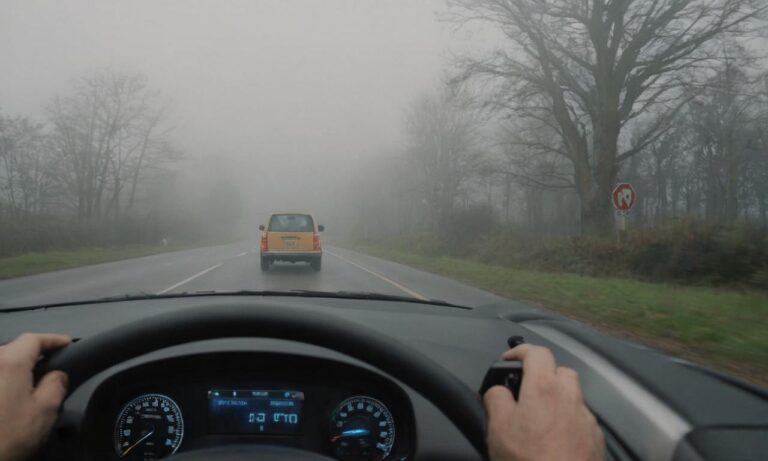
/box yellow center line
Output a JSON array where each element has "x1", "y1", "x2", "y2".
[{"x1": 325, "y1": 249, "x2": 429, "y2": 301}]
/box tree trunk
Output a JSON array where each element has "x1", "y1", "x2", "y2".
[
  {"x1": 655, "y1": 155, "x2": 668, "y2": 226},
  {"x1": 575, "y1": 165, "x2": 615, "y2": 236},
  {"x1": 110, "y1": 176, "x2": 121, "y2": 219},
  {"x1": 724, "y1": 147, "x2": 739, "y2": 223},
  {"x1": 580, "y1": 193, "x2": 614, "y2": 236},
  {"x1": 575, "y1": 144, "x2": 618, "y2": 237},
  {"x1": 670, "y1": 170, "x2": 680, "y2": 219},
  {"x1": 503, "y1": 175, "x2": 512, "y2": 223}
]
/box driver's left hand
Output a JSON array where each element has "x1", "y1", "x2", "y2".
[{"x1": 0, "y1": 333, "x2": 71, "y2": 461}]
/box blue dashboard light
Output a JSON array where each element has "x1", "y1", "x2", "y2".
[
  {"x1": 208, "y1": 389, "x2": 304, "y2": 435},
  {"x1": 341, "y1": 428, "x2": 370, "y2": 437}
]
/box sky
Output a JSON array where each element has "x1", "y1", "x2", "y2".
[{"x1": 0, "y1": 0, "x2": 456, "y2": 221}]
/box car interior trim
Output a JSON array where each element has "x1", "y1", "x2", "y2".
[{"x1": 523, "y1": 323, "x2": 691, "y2": 461}]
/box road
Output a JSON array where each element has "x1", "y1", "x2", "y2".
[{"x1": 0, "y1": 242, "x2": 502, "y2": 309}]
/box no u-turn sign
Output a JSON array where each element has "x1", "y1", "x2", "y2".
[{"x1": 612, "y1": 183, "x2": 636, "y2": 214}]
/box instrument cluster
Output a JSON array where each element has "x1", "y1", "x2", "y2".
[{"x1": 83, "y1": 352, "x2": 414, "y2": 461}]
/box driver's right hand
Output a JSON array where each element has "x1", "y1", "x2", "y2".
[{"x1": 484, "y1": 345, "x2": 605, "y2": 461}]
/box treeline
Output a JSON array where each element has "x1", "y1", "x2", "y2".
[
  {"x1": 0, "y1": 69, "x2": 191, "y2": 257},
  {"x1": 346, "y1": 0, "x2": 768, "y2": 285}
]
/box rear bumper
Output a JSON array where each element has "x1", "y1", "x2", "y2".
[{"x1": 261, "y1": 251, "x2": 321, "y2": 262}]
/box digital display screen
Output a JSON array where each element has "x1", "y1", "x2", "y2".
[{"x1": 207, "y1": 390, "x2": 304, "y2": 435}]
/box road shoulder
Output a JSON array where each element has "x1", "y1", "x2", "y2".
[{"x1": 349, "y1": 244, "x2": 768, "y2": 387}]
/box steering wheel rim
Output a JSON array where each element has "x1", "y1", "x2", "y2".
[
  {"x1": 36, "y1": 302, "x2": 488, "y2": 458},
  {"x1": 170, "y1": 444, "x2": 337, "y2": 461}
]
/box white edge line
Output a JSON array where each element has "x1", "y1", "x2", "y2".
[
  {"x1": 236, "y1": 252, "x2": 248, "y2": 257},
  {"x1": 325, "y1": 249, "x2": 429, "y2": 301},
  {"x1": 157, "y1": 263, "x2": 223, "y2": 294}
]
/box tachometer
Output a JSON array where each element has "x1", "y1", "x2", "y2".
[
  {"x1": 114, "y1": 393, "x2": 184, "y2": 459},
  {"x1": 329, "y1": 396, "x2": 395, "y2": 461}
]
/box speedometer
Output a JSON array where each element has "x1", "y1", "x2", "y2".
[
  {"x1": 114, "y1": 394, "x2": 184, "y2": 459},
  {"x1": 329, "y1": 396, "x2": 395, "y2": 461}
]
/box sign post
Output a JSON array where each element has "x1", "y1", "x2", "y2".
[{"x1": 612, "y1": 183, "x2": 636, "y2": 244}]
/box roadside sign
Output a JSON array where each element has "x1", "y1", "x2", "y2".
[{"x1": 612, "y1": 183, "x2": 636, "y2": 214}]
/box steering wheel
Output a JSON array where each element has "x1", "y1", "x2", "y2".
[{"x1": 36, "y1": 302, "x2": 488, "y2": 460}]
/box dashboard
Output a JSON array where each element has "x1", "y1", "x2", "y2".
[
  {"x1": 5, "y1": 296, "x2": 768, "y2": 461},
  {"x1": 80, "y1": 352, "x2": 415, "y2": 461}
]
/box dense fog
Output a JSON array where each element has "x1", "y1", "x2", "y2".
[
  {"x1": 2, "y1": 0, "x2": 766, "y2": 389},
  {"x1": 1, "y1": 0, "x2": 455, "y2": 244},
  {"x1": 1, "y1": 0, "x2": 767, "y2": 254}
]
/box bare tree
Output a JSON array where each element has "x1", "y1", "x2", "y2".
[
  {"x1": 751, "y1": 123, "x2": 768, "y2": 227},
  {"x1": 47, "y1": 69, "x2": 177, "y2": 221},
  {"x1": 126, "y1": 104, "x2": 179, "y2": 211},
  {"x1": 495, "y1": 118, "x2": 576, "y2": 191},
  {"x1": 404, "y1": 87, "x2": 483, "y2": 230},
  {"x1": 450, "y1": 0, "x2": 764, "y2": 235},
  {"x1": 687, "y1": 56, "x2": 767, "y2": 222},
  {"x1": 0, "y1": 114, "x2": 54, "y2": 217}
]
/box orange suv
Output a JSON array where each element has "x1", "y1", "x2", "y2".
[{"x1": 259, "y1": 213, "x2": 324, "y2": 271}]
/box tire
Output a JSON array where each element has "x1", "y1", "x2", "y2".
[
  {"x1": 260, "y1": 256, "x2": 270, "y2": 271},
  {"x1": 310, "y1": 257, "x2": 322, "y2": 271}
]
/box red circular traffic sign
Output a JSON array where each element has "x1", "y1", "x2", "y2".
[{"x1": 612, "y1": 183, "x2": 636, "y2": 213}]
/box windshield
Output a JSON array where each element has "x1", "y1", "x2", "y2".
[
  {"x1": 269, "y1": 215, "x2": 314, "y2": 233},
  {"x1": 0, "y1": 0, "x2": 766, "y2": 386}
]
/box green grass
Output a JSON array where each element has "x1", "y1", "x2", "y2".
[
  {"x1": 354, "y1": 245, "x2": 768, "y2": 386},
  {"x1": 0, "y1": 245, "x2": 192, "y2": 280}
]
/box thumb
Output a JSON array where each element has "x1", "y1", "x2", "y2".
[{"x1": 34, "y1": 371, "x2": 68, "y2": 415}]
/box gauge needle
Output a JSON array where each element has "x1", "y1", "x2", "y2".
[
  {"x1": 119, "y1": 429, "x2": 155, "y2": 458},
  {"x1": 331, "y1": 428, "x2": 370, "y2": 442}
]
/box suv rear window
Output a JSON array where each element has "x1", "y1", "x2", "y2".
[{"x1": 268, "y1": 214, "x2": 314, "y2": 232}]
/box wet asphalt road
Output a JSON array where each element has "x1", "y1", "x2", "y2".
[{"x1": 0, "y1": 243, "x2": 502, "y2": 309}]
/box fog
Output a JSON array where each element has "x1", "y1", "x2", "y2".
[
  {"x1": 1, "y1": 0, "x2": 453, "y2": 233},
  {"x1": 2, "y1": 0, "x2": 767, "y2": 254},
  {"x1": 1, "y1": 0, "x2": 766, "y2": 392}
]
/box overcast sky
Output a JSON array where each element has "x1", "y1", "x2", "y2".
[
  {"x1": 0, "y1": 0, "x2": 450, "y2": 145},
  {"x1": 1, "y1": 0, "x2": 460, "y2": 219}
]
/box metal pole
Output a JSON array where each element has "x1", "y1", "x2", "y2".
[{"x1": 616, "y1": 211, "x2": 628, "y2": 244}]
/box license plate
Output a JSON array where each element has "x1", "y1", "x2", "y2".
[{"x1": 284, "y1": 239, "x2": 297, "y2": 249}]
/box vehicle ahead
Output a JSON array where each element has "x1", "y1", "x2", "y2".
[{"x1": 259, "y1": 213, "x2": 325, "y2": 271}]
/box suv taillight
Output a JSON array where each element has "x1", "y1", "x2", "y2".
[
  {"x1": 260, "y1": 234, "x2": 268, "y2": 252},
  {"x1": 313, "y1": 233, "x2": 321, "y2": 251}
]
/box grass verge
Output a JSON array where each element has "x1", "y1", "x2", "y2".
[
  {"x1": 0, "y1": 245, "x2": 193, "y2": 280},
  {"x1": 354, "y1": 245, "x2": 768, "y2": 387}
]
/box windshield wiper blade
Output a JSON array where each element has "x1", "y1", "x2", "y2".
[
  {"x1": 172, "y1": 289, "x2": 470, "y2": 309},
  {"x1": 1, "y1": 289, "x2": 470, "y2": 313},
  {"x1": 284, "y1": 289, "x2": 469, "y2": 309}
]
